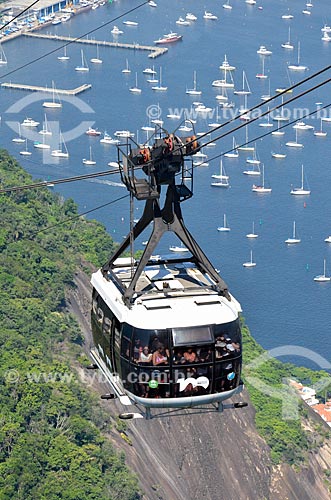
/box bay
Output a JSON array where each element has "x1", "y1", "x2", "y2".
[{"x1": 1, "y1": 0, "x2": 331, "y2": 369}]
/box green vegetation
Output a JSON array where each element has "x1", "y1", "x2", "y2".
[
  {"x1": 0, "y1": 150, "x2": 140, "y2": 500},
  {"x1": 241, "y1": 320, "x2": 331, "y2": 465}
]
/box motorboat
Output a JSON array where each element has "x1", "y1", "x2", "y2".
[
  {"x1": 203, "y1": 11, "x2": 218, "y2": 20},
  {"x1": 85, "y1": 127, "x2": 101, "y2": 136},
  {"x1": 21, "y1": 117, "x2": 39, "y2": 127},
  {"x1": 123, "y1": 21, "x2": 138, "y2": 26},
  {"x1": 186, "y1": 13, "x2": 197, "y2": 21},
  {"x1": 154, "y1": 32, "x2": 182, "y2": 44},
  {"x1": 176, "y1": 17, "x2": 190, "y2": 26},
  {"x1": 219, "y1": 55, "x2": 236, "y2": 71},
  {"x1": 257, "y1": 45, "x2": 272, "y2": 55}
]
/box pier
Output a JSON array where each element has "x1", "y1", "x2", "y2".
[
  {"x1": 0, "y1": 82, "x2": 92, "y2": 95},
  {"x1": 23, "y1": 33, "x2": 168, "y2": 59}
]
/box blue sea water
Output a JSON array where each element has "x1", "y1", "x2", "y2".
[{"x1": 1, "y1": 0, "x2": 331, "y2": 370}]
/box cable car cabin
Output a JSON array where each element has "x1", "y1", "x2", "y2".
[{"x1": 91, "y1": 256, "x2": 243, "y2": 409}]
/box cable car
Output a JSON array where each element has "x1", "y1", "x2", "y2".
[{"x1": 90, "y1": 129, "x2": 243, "y2": 417}]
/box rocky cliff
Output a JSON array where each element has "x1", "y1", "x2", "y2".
[{"x1": 67, "y1": 269, "x2": 331, "y2": 500}]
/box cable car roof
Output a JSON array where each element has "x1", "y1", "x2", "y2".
[{"x1": 91, "y1": 258, "x2": 241, "y2": 330}]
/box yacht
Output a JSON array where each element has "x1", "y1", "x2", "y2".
[
  {"x1": 21, "y1": 117, "x2": 39, "y2": 127},
  {"x1": 85, "y1": 127, "x2": 101, "y2": 136},
  {"x1": 203, "y1": 11, "x2": 218, "y2": 20},
  {"x1": 186, "y1": 13, "x2": 197, "y2": 21},
  {"x1": 154, "y1": 32, "x2": 182, "y2": 44},
  {"x1": 219, "y1": 55, "x2": 236, "y2": 71},
  {"x1": 123, "y1": 21, "x2": 138, "y2": 26},
  {"x1": 257, "y1": 45, "x2": 272, "y2": 55},
  {"x1": 176, "y1": 17, "x2": 190, "y2": 26}
]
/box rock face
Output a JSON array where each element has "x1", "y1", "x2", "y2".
[{"x1": 67, "y1": 269, "x2": 331, "y2": 500}]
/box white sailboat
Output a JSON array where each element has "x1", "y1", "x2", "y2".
[
  {"x1": 212, "y1": 66, "x2": 235, "y2": 88},
  {"x1": 152, "y1": 67, "x2": 167, "y2": 91},
  {"x1": 243, "y1": 162, "x2": 261, "y2": 176},
  {"x1": 285, "y1": 221, "x2": 301, "y2": 244},
  {"x1": 246, "y1": 144, "x2": 261, "y2": 165},
  {"x1": 314, "y1": 119, "x2": 327, "y2": 137},
  {"x1": 256, "y1": 58, "x2": 268, "y2": 79},
  {"x1": 217, "y1": 214, "x2": 231, "y2": 232},
  {"x1": 237, "y1": 126, "x2": 255, "y2": 151},
  {"x1": 43, "y1": 82, "x2": 62, "y2": 108},
  {"x1": 259, "y1": 107, "x2": 273, "y2": 127},
  {"x1": 271, "y1": 120, "x2": 285, "y2": 136},
  {"x1": 281, "y1": 27, "x2": 294, "y2": 49},
  {"x1": 288, "y1": 42, "x2": 308, "y2": 71},
  {"x1": 90, "y1": 44, "x2": 103, "y2": 64},
  {"x1": 224, "y1": 137, "x2": 239, "y2": 158},
  {"x1": 243, "y1": 250, "x2": 256, "y2": 267},
  {"x1": 252, "y1": 164, "x2": 272, "y2": 193},
  {"x1": 34, "y1": 134, "x2": 50, "y2": 149},
  {"x1": 211, "y1": 160, "x2": 229, "y2": 187},
  {"x1": 122, "y1": 59, "x2": 131, "y2": 74},
  {"x1": 286, "y1": 128, "x2": 304, "y2": 148},
  {"x1": 186, "y1": 70, "x2": 202, "y2": 95},
  {"x1": 12, "y1": 123, "x2": 25, "y2": 143},
  {"x1": 58, "y1": 45, "x2": 70, "y2": 61},
  {"x1": 0, "y1": 43, "x2": 7, "y2": 64},
  {"x1": 234, "y1": 70, "x2": 251, "y2": 95},
  {"x1": 82, "y1": 146, "x2": 96, "y2": 165},
  {"x1": 129, "y1": 73, "x2": 142, "y2": 93},
  {"x1": 19, "y1": 139, "x2": 32, "y2": 156},
  {"x1": 290, "y1": 164, "x2": 310, "y2": 195},
  {"x1": 246, "y1": 222, "x2": 258, "y2": 239},
  {"x1": 39, "y1": 114, "x2": 52, "y2": 136},
  {"x1": 314, "y1": 259, "x2": 331, "y2": 282},
  {"x1": 75, "y1": 50, "x2": 89, "y2": 72},
  {"x1": 51, "y1": 131, "x2": 69, "y2": 158}
]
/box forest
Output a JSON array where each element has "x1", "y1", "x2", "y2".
[
  {"x1": 0, "y1": 149, "x2": 140, "y2": 500},
  {"x1": 1, "y1": 148, "x2": 331, "y2": 499}
]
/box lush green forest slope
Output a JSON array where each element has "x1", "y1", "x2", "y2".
[{"x1": 0, "y1": 150, "x2": 140, "y2": 500}]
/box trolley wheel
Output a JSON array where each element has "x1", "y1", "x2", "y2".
[{"x1": 119, "y1": 412, "x2": 135, "y2": 420}]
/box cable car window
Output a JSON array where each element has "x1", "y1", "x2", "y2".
[
  {"x1": 214, "y1": 320, "x2": 241, "y2": 343},
  {"x1": 172, "y1": 326, "x2": 213, "y2": 346},
  {"x1": 102, "y1": 316, "x2": 112, "y2": 336},
  {"x1": 121, "y1": 323, "x2": 132, "y2": 359}
]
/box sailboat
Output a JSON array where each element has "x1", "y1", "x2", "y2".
[
  {"x1": 12, "y1": 123, "x2": 25, "y2": 143},
  {"x1": 243, "y1": 250, "x2": 256, "y2": 267},
  {"x1": 217, "y1": 214, "x2": 231, "y2": 232},
  {"x1": 82, "y1": 146, "x2": 96, "y2": 165},
  {"x1": 224, "y1": 137, "x2": 239, "y2": 158},
  {"x1": 186, "y1": 70, "x2": 202, "y2": 95},
  {"x1": 122, "y1": 59, "x2": 131, "y2": 74},
  {"x1": 271, "y1": 120, "x2": 285, "y2": 136},
  {"x1": 286, "y1": 128, "x2": 304, "y2": 148},
  {"x1": 19, "y1": 139, "x2": 32, "y2": 156},
  {"x1": 246, "y1": 144, "x2": 261, "y2": 165},
  {"x1": 243, "y1": 161, "x2": 261, "y2": 176},
  {"x1": 211, "y1": 160, "x2": 229, "y2": 187},
  {"x1": 39, "y1": 114, "x2": 52, "y2": 135},
  {"x1": 259, "y1": 107, "x2": 273, "y2": 127},
  {"x1": 152, "y1": 67, "x2": 167, "y2": 91},
  {"x1": 281, "y1": 27, "x2": 294, "y2": 49},
  {"x1": 222, "y1": 0, "x2": 232, "y2": 10},
  {"x1": 51, "y1": 131, "x2": 69, "y2": 158},
  {"x1": 313, "y1": 259, "x2": 331, "y2": 282},
  {"x1": 246, "y1": 222, "x2": 258, "y2": 239},
  {"x1": 75, "y1": 50, "x2": 89, "y2": 72},
  {"x1": 252, "y1": 164, "x2": 272, "y2": 193},
  {"x1": 0, "y1": 43, "x2": 7, "y2": 64},
  {"x1": 129, "y1": 73, "x2": 142, "y2": 93},
  {"x1": 212, "y1": 66, "x2": 235, "y2": 88},
  {"x1": 256, "y1": 58, "x2": 268, "y2": 79},
  {"x1": 234, "y1": 70, "x2": 251, "y2": 95},
  {"x1": 314, "y1": 119, "x2": 327, "y2": 137},
  {"x1": 237, "y1": 125, "x2": 255, "y2": 151},
  {"x1": 90, "y1": 44, "x2": 103, "y2": 64},
  {"x1": 285, "y1": 221, "x2": 301, "y2": 244},
  {"x1": 58, "y1": 45, "x2": 70, "y2": 61},
  {"x1": 43, "y1": 82, "x2": 62, "y2": 108},
  {"x1": 288, "y1": 42, "x2": 308, "y2": 71},
  {"x1": 290, "y1": 164, "x2": 310, "y2": 195},
  {"x1": 34, "y1": 134, "x2": 50, "y2": 149}
]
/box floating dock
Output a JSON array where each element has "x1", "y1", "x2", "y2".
[
  {"x1": 23, "y1": 33, "x2": 168, "y2": 59},
  {"x1": 1, "y1": 82, "x2": 92, "y2": 95}
]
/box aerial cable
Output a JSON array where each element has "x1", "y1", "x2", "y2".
[
  {"x1": 193, "y1": 100, "x2": 331, "y2": 168},
  {"x1": 0, "y1": 1, "x2": 149, "y2": 79},
  {"x1": 27, "y1": 194, "x2": 129, "y2": 239}
]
